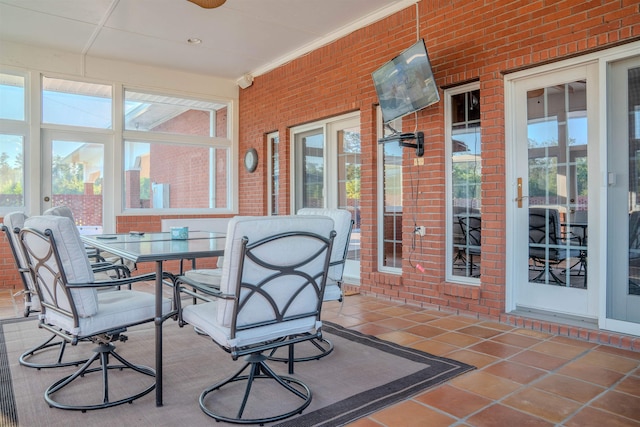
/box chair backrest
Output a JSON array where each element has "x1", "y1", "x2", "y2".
[
  {"x1": 217, "y1": 215, "x2": 335, "y2": 331},
  {"x1": 297, "y1": 208, "x2": 353, "y2": 284},
  {"x1": 529, "y1": 207, "x2": 562, "y2": 259},
  {"x1": 43, "y1": 205, "x2": 76, "y2": 222},
  {"x1": 458, "y1": 214, "x2": 481, "y2": 251},
  {"x1": 1, "y1": 211, "x2": 41, "y2": 312},
  {"x1": 20, "y1": 215, "x2": 98, "y2": 319}
]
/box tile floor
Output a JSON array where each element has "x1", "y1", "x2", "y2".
[{"x1": 1, "y1": 287, "x2": 639, "y2": 426}]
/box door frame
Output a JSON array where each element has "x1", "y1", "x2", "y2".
[
  {"x1": 289, "y1": 111, "x2": 361, "y2": 283},
  {"x1": 41, "y1": 128, "x2": 115, "y2": 232},
  {"x1": 505, "y1": 41, "x2": 640, "y2": 336},
  {"x1": 506, "y1": 62, "x2": 599, "y2": 319}
]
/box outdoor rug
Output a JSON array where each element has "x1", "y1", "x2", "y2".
[{"x1": 0, "y1": 318, "x2": 474, "y2": 427}]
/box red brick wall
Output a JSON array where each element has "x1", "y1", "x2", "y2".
[
  {"x1": 237, "y1": 0, "x2": 640, "y2": 319},
  {"x1": 1, "y1": 1, "x2": 638, "y2": 312}
]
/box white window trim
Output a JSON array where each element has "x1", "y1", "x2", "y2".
[
  {"x1": 376, "y1": 107, "x2": 402, "y2": 274},
  {"x1": 445, "y1": 81, "x2": 481, "y2": 285}
]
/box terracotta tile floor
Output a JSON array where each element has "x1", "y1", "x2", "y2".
[{"x1": 1, "y1": 287, "x2": 639, "y2": 426}]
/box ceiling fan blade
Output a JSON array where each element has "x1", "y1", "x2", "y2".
[{"x1": 187, "y1": 0, "x2": 226, "y2": 8}]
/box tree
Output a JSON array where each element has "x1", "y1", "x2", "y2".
[{"x1": 52, "y1": 155, "x2": 84, "y2": 194}]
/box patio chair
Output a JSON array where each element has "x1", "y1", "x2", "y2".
[
  {"x1": 458, "y1": 214, "x2": 481, "y2": 277},
  {"x1": 175, "y1": 217, "x2": 231, "y2": 292},
  {"x1": 174, "y1": 215, "x2": 335, "y2": 424},
  {"x1": 44, "y1": 205, "x2": 131, "y2": 274},
  {"x1": 1, "y1": 212, "x2": 129, "y2": 369},
  {"x1": 19, "y1": 215, "x2": 172, "y2": 411},
  {"x1": 267, "y1": 208, "x2": 353, "y2": 370},
  {"x1": 529, "y1": 207, "x2": 580, "y2": 285}
]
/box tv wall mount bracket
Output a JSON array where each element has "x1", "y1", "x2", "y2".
[{"x1": 378, "y1": 130, "x2": 424, "y2": 157}]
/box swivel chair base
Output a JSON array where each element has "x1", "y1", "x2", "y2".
[
  {"x1": 267, "y1": 336, "x2": 334, "y2": 374},
  {"x1": 19, "y1": 334, "x2": 87, "y2": 370},
  {"x1": 199, "y1": 353, "x2": 312, "y2": 425},
  {"x1": 44, "y1": 341, "x2": 155, "y2": 412}
]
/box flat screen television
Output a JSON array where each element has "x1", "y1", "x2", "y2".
[{"x1": 372, "y1": 39, "x2": 440, "y2": 124}]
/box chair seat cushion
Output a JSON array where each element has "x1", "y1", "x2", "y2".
[
  {"x1": 46, "y1": 290, "x2": 172, "y2": 337},
  {"x1": 184, "y1": 268, "x2": 222, "y2": 287},
  {"x1": 182, "y1": 301, "x2": 319, "y2": 349}
]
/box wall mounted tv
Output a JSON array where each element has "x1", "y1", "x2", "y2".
[{"x1": 372, "y1": 39, "x2": 440, "y2": 124}]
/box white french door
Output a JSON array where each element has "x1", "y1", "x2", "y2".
[
  {"x1": 509, "y1": 63, "x2": 599, "y2": 319},
  {"x1": 41, "y1": 129, "x2": 114, "y2": 233},
  {"x1": 606, "y1": 55, "x2": 640, "y2": 329},
  {"x1": 291, "y1": 113, "x2": 361, "y2": 282}
]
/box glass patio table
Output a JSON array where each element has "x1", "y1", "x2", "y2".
[{"x1": 81, "y1": 230, "x2": 226, "y2": 406}]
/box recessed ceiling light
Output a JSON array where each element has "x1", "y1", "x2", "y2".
[{"x1": 187, "y1": 38, "x2": 202, "y2": 45}]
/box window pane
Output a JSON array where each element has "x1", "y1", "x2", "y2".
[
  {"x1": 124, "y1": 90, "x2": 227, "y2": 138},
  {"x1": 270, "y1": 134, "x2": 279, "y2": 215},
  {"x1": 382, "y1": 141, "x2": 402, "y2": 268},
  {"x1": 0, "y1": 134, "x2": 24, "y2": 207},
  {"x1": 300, "y1": 131, "x2": 324, "y2": 209},
  {"x1": 51, "y1": 140, "x2": 104, "y2": 233},
  {"x1": 337, "y1": 127, "x2": 361, "y2": 263},
  {"x1": 0, "y1": 73, "x2": 25, "y2": 121},
  {"x1": 42, "y1": 77, "x2": 112, "y2": 128},
  {"x1": 450, "y1": 89, "x2": 482, "y2": 279},
  {"x1": 124, "y1": 140, "x2": 228, "y2": 209}
]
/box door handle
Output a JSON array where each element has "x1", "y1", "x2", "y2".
[{"x1": 515, "y1": 177, "x2": 528, "y2": 208}]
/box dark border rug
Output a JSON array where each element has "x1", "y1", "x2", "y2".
[{"x1": 0, "y1": 318, "x2": 474, "y2": 427}]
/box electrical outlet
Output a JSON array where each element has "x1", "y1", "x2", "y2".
[{"x1": 415, "y1": 226, "x2": 426, "y2": 236}]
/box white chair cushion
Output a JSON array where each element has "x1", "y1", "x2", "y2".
[
  {"x1": 184, "y1": 268, "x2": 222, "y2": 286},
  {"x1": 217, "y1": 215, "x2": 335, "y2": 328},
  {"x1": 46, "y1": 290, "x2": 172, "y2": 337},
  {"x1": 182, "y1": 300, "x2": 318, "y2": 349},
  {"x1": 43, "y1": 205, "x2": 75, "y2": 220},
  {"x1": 24, "y1": 215, "x2": 98, "y2": 317},
  {"x1": 297, "y1": 208, "x2": 352, "y2": 301},
  {"x1": 3, "y1": 211, "x2": 41, "y2": 311}
]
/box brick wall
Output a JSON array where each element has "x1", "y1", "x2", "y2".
[{"x1": 237, "y1": 0, "x2": 640, "y2": 319}]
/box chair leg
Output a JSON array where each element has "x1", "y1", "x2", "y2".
[
  {"x1": 530, "y1": 261, "x2": 565, "y2": 285},
  {"x1": 19, "y1": 334, "x2": 87, "y2": 369},
  {"x1": 44, "y1": 341, "x2": 155, "y2": 411},
  {"x1": 266, "y1": 334, "x2": 334, "y2": 374},
  {"x1": 199, "y1": 352, "x2": 312, "y2": 425}
]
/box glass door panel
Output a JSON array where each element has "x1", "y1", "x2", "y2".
[
  {"x1": 607, "y1": 55, "x2": 640, "y2": 324},
  {"x1": 513, "y1": 64, "x2": 597, "y2": 318},
  {"x1": 42, "y1": 132, "x2": 108, "y2": 234},
  {"x1": 293, "y1": 113, "x2": 361, "y2": 282},
  {"x1": 337, "y1": 126, "x2": 361, "y2": 270}
]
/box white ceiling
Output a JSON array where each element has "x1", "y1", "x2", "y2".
[{"x1": 0, "y1": 0, "x2": 415, "y2": 82}]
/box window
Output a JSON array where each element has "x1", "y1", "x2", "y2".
[
  {"x1": 0, "y1": 71, "x2": 27, "y2": 211},
  {"x1": 42, "y1": 76, "x2": 112, "y2": 128},
  {"x1": 446, "y1": 84, "x2": 481, "y2": 282},
  {"x1": 0, "y1": 134, "x2": 24, "y2": 208},
  {"x1": 378, "y1": 112, "x2": 403, "y2": 271},
  {"x1": 123, "y1": 140, "x2": 228, "y2": 209},
  {"x1": 122, "y1": 90, "x2": 231, "y2": 212},
  {"x1": 0, "y1": 72, "x2": 25, "y2": 121},
  {"x1": 267, "y1": 132, "x2": 279, "y2": 215},
  {"x1": 124, "y1": 90, "x2": 227, "y2": 137}
]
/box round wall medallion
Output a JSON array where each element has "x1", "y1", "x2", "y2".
[{"x1": 244, "y1": 148, "x2": 258, "y2": 173}]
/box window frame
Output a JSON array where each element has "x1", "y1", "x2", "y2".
[
  {"x1": 0, "y1": 68, "x2": 30, "y2": 215},
  {"x1": 119, "y1": 85, "x2": 235, "y2": 215},
  {"x1": 376, "y1": 107, "x2": 403, "y2": 273},
  {"x1": 445, "y1": 81, "x2": 481, "y2": 285}
]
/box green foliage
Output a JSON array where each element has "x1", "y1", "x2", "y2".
[{"x1": 52, "y1": 155, "x2": 84, "y2": 194}]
